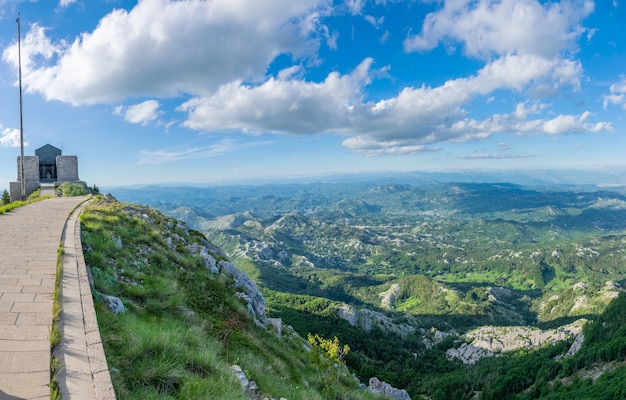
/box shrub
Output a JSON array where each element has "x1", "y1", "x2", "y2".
[{"x1": 58, "y1": 182, "x2": 89, "y2": 196}]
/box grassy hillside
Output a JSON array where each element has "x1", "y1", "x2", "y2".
[{"x1": 80, "y1": 196, "x2": 386, "y2": 400}]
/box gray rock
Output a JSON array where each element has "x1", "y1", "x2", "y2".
[
  {"x1": 379, "y1": 283, "x2": 401, "y2": 310},
  {"x1": 368, "y1": 377, "x2": 411, "y2": 400},
  {"x1": 269, "y1": 318, "x2": 283, "y2": 336},
  {"x1": 198, "y1": 246, "x2": 219, "y2": 274},
  {"x1": 231, "y1": 365, "x2": 249, "y2": 388},
  {"x1": 101, "y1": 294, "x2": 125, "y2": 315},
  {"x1": 447, "y1": 319, "x2": 587, "y2": 364},
  {"x1": 336, "y1": 303, "x2": 415, "y2": 336},
  {"x1": 423, "y1": 327, "x2": 454, "y2": 349},
  {"x1": 337, "y1": 304, "x2": 359, "y2": 326},
  {"x1": 247, "y1": 380, "x2": 259, "y2": 394},
  {"x1": 102, "y1": 193, "x2": 117, "y2": 202},
  {"x1": 565, "y1": 332, "x2": 585, "y2": 357},
  {"x1": 219, "y1": 260, "x2": 267, "y2": 323},
  {"x1": 446, "y1": 342, "x2": 493, "y2": 364},
  {"x1": 231, "y1": 365, "x2": 261, "y2": 396},
  {"x1": 112, "y1": 235, "x2": 122, "y2": 248}
]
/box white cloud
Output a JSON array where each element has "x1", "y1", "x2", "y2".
[
  {"x1": 364, "y1": 15, "x2": 384, "y2": 28},
  {"x1": 458, "y1": 153, "x2": 532, "y2": 160},
  {"x1": 513, "y1": 101, "x2": 548, "y2": 120},
  {"x1": 346, "y1": 0, "x2": 365, "y2": 15},
  {"x1": 380, "y1": 30, "x2": 390, "y2": 44},
  {"x1": 603, "y1": 76, "x2": 626, "y2": 109},
  {"x1": 340, "y1": 136, "x2": 437, "y2": 156},
  {"x1": 404, "y1": 0, "x2": 594, "y2": 59},
  {"x1": 179, "y1": 58, "x2": 375, "y2": 134},
  {"x1": 3, "y1": 0, "x2": 329, "y2": 105},
  {"x1": 540, "y1": 113, "x2": 610, "y2": 134},
  {"x1": 2, "y1": 24, "x2": 61, "y2": 73},
  {"x1": 586, "y1": 27, "x2": 597, "y2": 41},
  {"x1": 178, "y1": 54, "x2": 609, "y2": 156},
  {"x1": 114, "y1": 100, "x2": 162, "y2": 125},
  {"x1": 59, "y1": 0, "x2": 77, "y2": 7},
  {"x1": 137, "y1": 138, "x2": 273, "y2": 164},
  {"x1": 137, "y1": 145, "x2": 226, "y2": 165},
  {"x1": 0, "y1": 125, "x2": 23, "y2": 148}
]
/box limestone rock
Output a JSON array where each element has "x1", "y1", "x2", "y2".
[
  {"x1": 112, "y1": 235, "x2": 122, "y2": 249},
  {"x1": 368, "y1": 377, "x2": 411, "y2": 400},
  {"x1": 446, "y1": 343, "x2": 494, "y2": 364},
  {"x1": 101, "y1": 294, "x2": 125, "y2": 315},
  {"x1": 269, "y1": 318, "x2": 283, "y2": 336},
  {"x1": 336, "y1": 303, "x2": 415, "y2": 336},
  {"x1": 198, "y1": 245, "x2": 219, "y2": 274},
  {"x1": 231, "y1": 365, "x2": 249, "y2": 388},
  {"x1": 337, "y1": 304, "x2": 359, "y2": 326},
  {"x1": 423, "y1": 327, "x2": 454, "y2": 349},
  {"x1": 102, "y1": 193, "x2": 117, "y2": 202},
  {"x1": 565, "y1": 332, "x2": 585, "y2": 357},
  {"x1": 219, "y1": 260, "x2": 267, "y2": 324},
  {"x1": 379, "y1": 283, "x2": 401, "y2": 310},
  {"x1": 232, "y1": 365, "x2": 261, "y2": 397},
  {"x1": 447, "y1": 319, "x2": 587, "y2": 364}
]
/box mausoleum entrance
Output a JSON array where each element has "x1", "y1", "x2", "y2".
[
  {"x1": 35, "y1": 144, "x2": 61, "y2": 182},
  {"x1": 39, "y1": 162, "x2": 56, "y2": 181}
]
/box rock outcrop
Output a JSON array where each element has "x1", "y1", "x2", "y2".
[
  {"x1": 368, "y1": 377, "x2": 411, "y2": 400},
  {"x1": 447, "y1": 319, "x2": 587, "y2": 364},
  {"x1": 337, "y1": 303, "x2": 415, "y2": 336},
  {"x1": 379, "y1": 283, "x2": 401, "y2": 310},
  {"x1": 219, "y1": 260, "x2": 267, "y2": 324},
  {"x1": 565, "y1": 332, "x2": 585, "y2": 357},
  {"x1": 446, "y1": 343, "x2": 494, "y2": 365},
  {"x1": 186, "y1": 236, "x2": 268, "y2": 325}
]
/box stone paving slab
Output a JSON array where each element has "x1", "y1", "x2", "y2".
[{"x1": 0, "y1": 197, "x2": 87, "y2": 399}]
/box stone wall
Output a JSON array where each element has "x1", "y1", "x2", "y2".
[
  {"x1": 9, "y1": 181, "x2": 40, "y2": 202},
  {"x1": 56, "y1": 156, "x2": 79, "y2": 182},
  {"x1": 16, "y1": 156, "x2": 39, "y2": 182}
]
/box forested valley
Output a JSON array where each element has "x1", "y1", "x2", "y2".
[{"x1": 114, "y1": 180, "x2": 626, "y2": 399}]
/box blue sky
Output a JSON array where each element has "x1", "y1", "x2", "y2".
[{"x1": 0, "y1": 0, "x2": 625, "y2": 188}]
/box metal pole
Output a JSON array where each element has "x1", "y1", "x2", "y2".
[{"x1": 17, "y1": 13, "x2": 25, "y2": 201}]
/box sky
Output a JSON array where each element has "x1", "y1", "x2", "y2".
[{"x1": 0, "y1": 0, "x2": 625, "y2": 189}]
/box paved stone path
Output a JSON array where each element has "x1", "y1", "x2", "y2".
[
  {"x1": 0, "y1": 197, "x2": 88, "y2": 399},
  {"x1": 39, "y1": 184, "x2": 55, "y2": 198}
]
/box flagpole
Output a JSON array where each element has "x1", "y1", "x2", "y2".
[{"x1": 17, "y1": 13, "x2": 25, "y2": 201}]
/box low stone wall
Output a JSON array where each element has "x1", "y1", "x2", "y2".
[{"x1": 9, "y1": 181, "x2": 40, "y2": 202}]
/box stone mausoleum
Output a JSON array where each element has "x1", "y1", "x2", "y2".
[{"x1": 10, "y1": 144, "x2": 80, "y2": 201}]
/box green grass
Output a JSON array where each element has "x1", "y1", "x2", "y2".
[
  {"x1": 0, "y1": 193, "x2": 50, "y2": 214},
  {"x1": 81, "y1": 197, "x2": 385, "y2": 400},
  {"x1": 49, "y1": 243, "x2": 65, "y2": 400}
]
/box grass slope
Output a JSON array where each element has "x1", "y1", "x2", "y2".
[{"x1": 80, "y1": 196, "x2": 385, "y2": 400}]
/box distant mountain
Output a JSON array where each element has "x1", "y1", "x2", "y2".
[{"x1": 105, "y1": 168, "x2": 626, "y2": 196}]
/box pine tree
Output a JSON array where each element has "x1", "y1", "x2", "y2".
[{"x1": 1, "y1": 190, "x2": 10, "y2": 205}]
